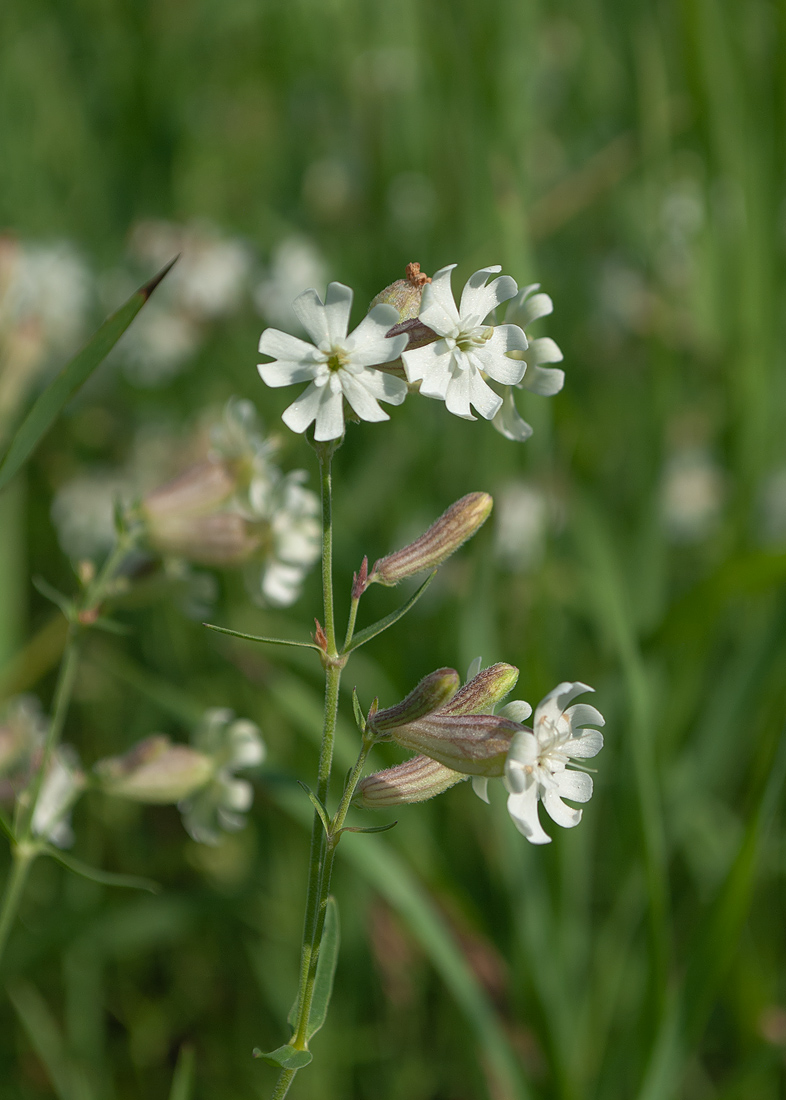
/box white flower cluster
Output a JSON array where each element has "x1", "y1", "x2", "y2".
[{"x1": 257, "y1": 263, "x2": 564, "y2": 443}]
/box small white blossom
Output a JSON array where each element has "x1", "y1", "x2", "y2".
[
  {"x1": 179, "y1": 709, "x2": 265, "y2": 845},
  {"x1": 31, "y1": 745, "x2": 85, "y2": 849},
  {"x1": 254, "y1": 236, "x2": 328, "y2": 330},
  {"x1": 660, "y1": 446, "x2": 724, "y2": 543},
  {"x1": 258, "y1": 282, "x2": 408, "y2": 441},
  {"x1": 492, "y1": 284, "x2": 565, "y2": 442},
  {"x1": 402, "y1": 265, "x2": 527, "y2": 421},
  {"x1": 501, "y1": 683, "x2": 604, "y2": 845}
]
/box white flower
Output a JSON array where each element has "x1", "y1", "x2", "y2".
[
  {"x1": 492, "y1": 284, "x2": 565, "y2": 442},
  {"x1": 31, "y1": 745, "x2": 85, "y2": 849},
  {"x1": 401, "y1": 264, "x2": 527, "y2": 421},
  {"x1": 258, "y1": 282, "x2": 408, "y2": 441},
  {"x1": 179, "y1": 709, "x2": 265, "y2": 846},
  {"x1": 501, "y1": 682, "x2": 604, "y2": 845},
  {"x1": 251, "y1": 469, "x2": 321, "y2": 607}
]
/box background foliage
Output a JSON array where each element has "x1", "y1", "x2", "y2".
[{"x1": 1, "y1": 1, "x2": 786, "y2": 1098}]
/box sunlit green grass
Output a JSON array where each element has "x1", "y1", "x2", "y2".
[{"x1": 1, "y1": 1, "x2": 785, "y2": 1098}]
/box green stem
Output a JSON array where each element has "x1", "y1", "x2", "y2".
[
  {"x1": 270, "y1": 1069, "x2": 297, "y2": 1100},
  {"x1": 317, "y1": 447, "x2": 336, "y2": 655},
  {"x1": 0, "y1": 842, "x2": 37, "y2": 969},
  {"x1": 342, "y1": 594, "x2": 360, "y2": 652}
]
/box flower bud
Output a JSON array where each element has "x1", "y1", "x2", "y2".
[
  {"x1": 369, "y1": 668, "x2": 460, "y2": 735},
  {"x1": 355, "y1": 754, "x2": 466, "y2": 808},
  {"x1": 370, "y1": 492, "x2": 493, "y2": 586},
  {"x1": 369, "y1": 262, "x2": 431, "y2": 322},
  {"x1": 439, "y1": 663, "x2": 519, "y2": 716},
  {"x1": 388, "y1": 712, "x2": 522, "y2": 777},
  {"x1": 94, "y1": 736, "x2": 214, "y2": 803}
]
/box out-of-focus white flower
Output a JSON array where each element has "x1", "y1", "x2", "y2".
[
  {"x1": 660, "y1": 446, "x2": 724, "y2": 543},
  {"x1": 0, "y1": 238, "x2": 93, "y2": 354},
  {"x1": 258, "y1": 282, "x2": 408, "y2": 441},
  {"x1": 252, "y1": 469, "x2": 321, "y2": 607},
  {"x1": 758, "y1": 466, "x2": 786, "y2": 546},
  {"x1": 121, "y1": 306, "x2": 201, "y2": 387},
  {"x1": 492, "y1": 284, "x2": 564, "y2": 442},
  {"x1": 0, "y1": 696, "x2": 47, "y2": 796},
  {"x1": 178, "y1": 709, "x2": 265, "y2": 845},
  {"x1": 500, "y1": 683, "x2": 604, "y2": 845},
  {"x1": 254, "y1": 236, "x2": 328, "y2": 331},
  {"x1": 494, "y1": 481, "x2": 550, "y2": 572},
  {"x1": 31, "y1": 745, "x2": 85, "y2": 849},
  {"x1": 402, "y1": 265, "x2": 527, "y2": 421},
  {"x1": 51, "y1": 471, "x2": 134, "y2": 561}
]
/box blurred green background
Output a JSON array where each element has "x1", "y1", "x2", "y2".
[{"x1": 2, "y1": 0, "x2": 786, "y2": 1098}]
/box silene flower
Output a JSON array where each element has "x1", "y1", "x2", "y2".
[
  {"x1": 258, "y1": 282, "x2": 409, "y2": 441},
  {"x1": 401, "y1": 265, "x2": 528, "y2": 421},
  {"x1": 493, "y1": 682, "x2": 604, "y2": 844}
]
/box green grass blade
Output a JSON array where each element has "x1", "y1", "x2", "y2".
[
  {"x1": 168, "y1": 1044, "x2": 196, "y2": 1100},
  {"x1": 8, "y1": 981, "x2": 76, "y2": 1100},
  {"x1": 0, "y1": 258, "x2": 176, "y2": 493}
]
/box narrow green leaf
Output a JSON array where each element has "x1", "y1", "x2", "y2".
[
  {"x1": 203, "y1": 622, "x2": 321, "y2": 651},
  {"x1": 7, "y1": 982, "x2": 75, "y2": 1100},
  {"x1": 32, "y1": 577, "x2": 73, "y2": 618},
  {"x1": 0, "y1": 807, "x2": 15, "y2": 842},
  {"x1": 297, "y1": 782, "x2": 331, "y2": 837},
  {"x1": 253, "y1": 1044, "x2": 312, "y2": 1070},
  {"x1": 168, "y1": 1044, "x2": 196, "y2": 1100},
  {"x1": 307, "y1": 895, "x2": 340, "y2": 1040},
  {"x1": 344, "y1": 572, "x2": 436, "y2": 654},
  {"x1": 44, "y1": 848, "x2": 161, "y2": 894},
  {"x1": 0, "y1": 259, "x2": 176, "y2": 492},
  {"x1": 352, "y1": 687, "x2": 366, "y2": 732},
  {"x1": 339, "y1": 821, "x2": 398, "y2": 835}
]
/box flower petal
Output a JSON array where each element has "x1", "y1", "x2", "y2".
[
  {"x1": 474, "y1": 326, "x2": 528, "y2": 385},
  {"x1": 566, "y1": 703, "x2": 605, "y2": 729},
  {"x1": 322, "y1": 282, "x2": 354, "y2": 343},
  {"x1": 519, "y1": 364, "x2": 566, "y2": 396},
  {"x1": 413, "y1": 347, "x2": 454, "y2": 400},
  {"x1": 292, "y1": 288, "x2": 330, "y2": 346},
  {"x1": 339, "y1": 372, "x2": 389, "y2": 423},
  {"x1": 466, "y1": 367, "x2": 503, "y2": 419},
  {"x1": 555, "y1": 770, "x2": 593, "y2": 803},
  {"x1": 282, "y1": 383, "x2": 342, "y2": 440},
  {"x1": 565, "y1": 729, "x2": 604, "y2": 758},
  {"x1": 508, "y1": 290, "x2": 553, "y2": 328},
  {"x1": 492, "y1": 389, "x2": 533, "y2": 442},
  {"x1": 507, "y1": 783, "x2": 552, "y2": 844},
  {"x1": 459, "y1": 268, "x2": 518, "y2": 323},
  {"x1": 497, "y1": 700, "x2": 533, "y2": 723},
  {"x1": 258, "y1": 359, "x2": 317, "y2": 387},
  {"x1": 258, "y1": 327, "x2": 319, "y2": 362},
  {"x1": 358, "y1": 368, "x2": 408, "y2": 406},
  {"x1": 542, "y1": 788, "x2": 582, "y2": 828},
  {"x1": 525, "y1": 336, "x2": 563, "y2": 366},
  {"x1": 347, "y1": 304, "x2": 407, "y2": 366},
  {"x1": 472, "y1": 776, "x2": 490, "y2": 803},
  {"x1": 418, "y1": 265, "x2": 461, "y2": 335}
]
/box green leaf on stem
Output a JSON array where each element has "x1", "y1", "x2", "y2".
[
  {"x1": 339, "y1": 821, "x2": 398, "y2": 836},
  {"x1": 44, "y1": 848, "x2": 161, "y2": 893},
  {"x1": 0, "y1": 808, "x2": 15, "y2": 842},
  {"x1": 305, "y1": 895, "x2": 340, "y2": 1039},
  {"x1": 343, "y1": 572, "x2": 436, "y2": 654},
  {"x1": 0, "y1": 258, "x2": 176, "y2": 492},
  {"x1": 252, "y1": 1044, "x2": 313, "y2": 1070},
  {"x1": 203, "y1": 622, "x2": 322, "y2": 651},
  {"x1": 31, "y1": 577, "x2": 74, "y2": 619},
  {"x1": 297, "y1": 782, "x2": 331, "y2": 838},
  {"x1": 351, "y1": 687, "x2": 365, "y2": 732}
]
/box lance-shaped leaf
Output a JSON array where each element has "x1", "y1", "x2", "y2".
[
  {"x1": 370, "y1": 492, "x2": 492, "y2": 585},
  {"x1": 203, "y1": 622, "x2": 323, "y2": 652},
  {"x1": 253, "y1": 1045, "x2": 313, "y2": 1070},
  {"x1": 0, "y1": 258, "x2": 176, "y2": 492},
  {"x1": 44, "y1": 848, "x2": 161, "y2": 893},
  {"x1": 304, "y1": 895, "x2": 340, "y2": 1039},
  {"x1": 344, "y1": 572, "x2": 435, "y2": 654}
]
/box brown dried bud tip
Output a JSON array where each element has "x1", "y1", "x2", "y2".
[
  {"x1": 313, "y1": 619, "x2": 328, "y2": 652},
  {"x1": 405, "y1": 262, "x2": 431, "y2": 288},
  {"x1": 355, "y1": 754, "x2": 465, "y2": 808},
  {"x1": 352, "y1": 556, "x2": 369, "y2": 599},
  {"x1": 369, "y1": 668, "x2": 461, "y2": 735},
  {"x1": 370, "y1": 492, "x2": 493, "y2": 586}
]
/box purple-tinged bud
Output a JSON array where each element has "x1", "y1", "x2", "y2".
[
  {"x1": 94, "y1": 736, "x2": 214, "y2": 803},
  {"x1": 439, "y1": 663, "x2": 519, "y2": 716},
  {"x1": 355, "y1": 754, "x2": 466, "y2": 808},
  {"x1": 388, "y1": 713, "x2": 522, "y2": 777},
  {"x1": 369, "y1": 669, "x2": 461, "y2": 735},
  {"x1": 370, "y1": 492, "x2": 493, "y2": 586}
]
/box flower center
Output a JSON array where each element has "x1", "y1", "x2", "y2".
[
  {"x1": 456, "y1": 324, "x2": 493, "y2": 353},
  {"x1": 326, "y1": 350, "x2": 348, "y2": 372}
]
